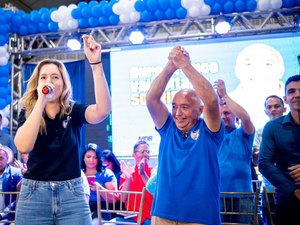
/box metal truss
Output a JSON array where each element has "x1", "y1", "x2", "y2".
[
  {"x1": 8, "y1": 6, "x2": 300, "y2": 57},
  {"x1": 7, "y1": 7, "x2": 300, "y2": 135}
]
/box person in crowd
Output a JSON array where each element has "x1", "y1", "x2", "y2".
[
  {"x1": 14, "y1": 34, "x2": 111, "y2": 225},
  {"x1": 259, "y1": 74, "x2": 300, "y2": 225},
  {"x1": 146, "y1": 46, "x2": 224, "y2": 225},
  {"x1": 81, "y1": 143, "x2": 117, "y2": 223},
  {"x1": 101, "y1": 149, "x2": 121, "y2": 188},
  {"x1": 230, "y1": 43, "x2": 285, "y2": 128},
  {"x1": 0, "y1": 145, "x2": 22, "y2": 224},
  {"x1": 216, "y1": 79, "x2": 255, "y2": 223},
  {"x1": 0, "y1": 114, "x2": 17, "y2": 159},
  {"x1": 109, "y1": 140, "x2": 153, "y2": 225},
  {"x1": 253, "y1": 95, "x2": 286, "y2": 225}
]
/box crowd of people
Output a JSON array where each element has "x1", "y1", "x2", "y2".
[{"x1": 0, "y1": 35, "x2": 299, "y2": 225}]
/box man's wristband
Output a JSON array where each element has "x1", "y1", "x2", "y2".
[{"x1": 90, "y1": 61, "x2": 102, "y2": 65}]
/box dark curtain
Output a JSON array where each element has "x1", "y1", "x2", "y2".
[{"x1": 22, "y1": 60, "x2": 86, "y2": 151}]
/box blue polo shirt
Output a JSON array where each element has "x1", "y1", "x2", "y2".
[
  {"x1": 152, "y1": 114, "x2": 224, "y2": 225},
  {"x1": 218, "y1": 127, "x2": 254, "y2": 192}
]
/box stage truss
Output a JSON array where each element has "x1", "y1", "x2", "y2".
[{"x1": 8, "y1": 7, "x2": 300, "y2": 134}]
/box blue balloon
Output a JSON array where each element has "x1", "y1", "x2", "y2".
[
  {"x1": 0, "y1": 14, "x2": 7, "y2": 24},
  {"x1": 223, "y1": 1, "x2": 234, "y2": 13},
  {"x1": 41, "y1": 11, "x2": 51, "y2": 23},
  {"x1": 38, "y1": 22, "x2": 49, "y2": 33},
  {"x1": 0, "y1": 78, "x2": 8, "y2": 87},
  {"x1": 176, "y1": 7, "x2": 187, "y2": 19},
  {"x1": 78, "y1": 18, "x2": 89, "y2": 28},
  {"x1": 39, "y1": 8, "x2": 49, "y2": 14},
  {"x1": 99, "y1": 16, "x2": 109, "y2": 26},
  {"x1": 102, "y1": 4, "x2": 113, "y2": 16},
  {"x1": 22, "y1": 13, "x2": 31, "y2": 24},
  {"x1": 170, "y1": 0, "x2": 181, "y2": 10},
  {"x1": 0, "y1": 98, "x2": 6, "y2": 110},
  {"x1": 0, "y1": 34, "x2": 9, "y2": 45},
  {"x1": 48, "y1": 22, "x2": 58, "y2": 32},
  {"x1": 211, "y1": 3, "x2": 222, "y2": 14},
  {"x1": 91, "y1": 5, "x2": 103, "y2": 17},
  {"x1": 11, "y1": 15, "x2": 22, "y2": 26},
  {"x1": 296, "y1": 0, "x2": 300, "y2": 6},
  {"x1": 147, "y1": 0, "x2": 158, "y2": 12},
  {"x1": 235, "y1": 0, "x2": 245, "y2": 12},
  {"x1": 78, "y1": 2, "x2": 88, "y2": 9},
  {"x1": 81, "y1": 6, "x2": 92, "y2": 18},
  {"x1": 30, "y1": 10, "x2": 41, "y2": 23},
  {"x1": 88, "y1": 17, "x2": 99, "y2": 27},
  {"x1": 135, "y1": 0, "x2": 146, "y2": 12},
  {"x1": 216, "y1": 0, "x2": 227, "y2": 3},
  {"x1": 204, "y1": 0, "x2": 216, "y2": 6},
  {"x1": 0, "y1": 25, "x2": 10, "y2": 34},
  {"x1": 0, "y1": 66, "x2": 9, "y2": 75},
  {"x1": 0, "y1": 88, "x2": 7, "y2": 99},
  {"x1": 246, "y1": 0, "x2": 257, "y2": 12},
  {"x1": 18, "y1": 25, "x2": 29, "y2": 36},
  {"x1": 165, "y1": 8, "x2": 175, "y2": 20},
  {"x1": 28, "y1": 23, "x2": 38, "y2": 34},
  {"x1": 5, "y1": 95, "x2": 11, "y2": 105},
  {"x1": 16, "y1": 10, "x2": 26, "y2": 16},
  {"x1": 158, "y1": 0, "x2": 170, "y2": 10},
  {"x1": 141, "y1": 10, "x2": 153, "y2": 22},
  {"x1": 282, "y1": 0, "x2": 295, "y2": 7},
  {"x1": 71, "y1": 8, "x2": 82, "y2": 19},
  {"x1": 154, "y1": 9, "x2": 165, "y2": 20},
  {"x1": 109, "y1": 14, "x2": 119, "y2": 25},
  {"x1": 88, "y1": 1, "x2": 99, "y2": 7}
]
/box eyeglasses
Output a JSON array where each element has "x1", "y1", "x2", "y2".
[{"x1": 135, "y1": 149, "x2": 150, "y2": 154}]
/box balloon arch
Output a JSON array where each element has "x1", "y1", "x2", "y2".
[{"x1": 0, "y1": 0, "x2": 299, "y2": 134}]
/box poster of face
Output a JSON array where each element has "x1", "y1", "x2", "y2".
[{"x1": 110, "y1": 34, "x2": 300, "y2": 157}]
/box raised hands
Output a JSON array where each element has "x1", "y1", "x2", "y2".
[
  {"x1": 120, "y1": 160, "x2": 132, "y2": 180},
  {"x1": 82, "y1": 34, "x2": 101, "y2": 64},
  {"x1": 168, "y1": 46, "x2": 191, "y2": 69},
  {"x1": 214, "y1": 79, "x2": 228, "y2": 104}
]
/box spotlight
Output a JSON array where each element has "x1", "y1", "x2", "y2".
[
  {"x1": 67, "y1": 38, "x2": 81, "y2": 50},
  {"x1": 215, "y1": 16, "x2": 231, "y2": 35},
  {"x1": 129, "y1": 30, "x2": 145, "y2": 45}
]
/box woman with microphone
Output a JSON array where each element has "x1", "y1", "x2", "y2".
[{"x1": 14, "y1": 34, "x2": 111, "y2": 225}]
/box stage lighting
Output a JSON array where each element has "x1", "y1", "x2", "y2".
[
  {"x1": 129, "y1": 30, "x2": 145, "y2": 45},
  {"x1": 215, "y1": 16, "x2": 231, "y2": 35},
  {"x1": 67, "y1": 38, "x2": 81, "y2": 50}
]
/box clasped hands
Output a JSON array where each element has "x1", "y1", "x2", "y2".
[{"x1": 168, "y1": 46, "x2": 191, "y2": 70}]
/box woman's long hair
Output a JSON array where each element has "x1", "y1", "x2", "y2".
[
  {"x1": 20, "y1": 59, "x2": 73, "y2": 134},
  {"x1": 81, "y1": 143, "x2": 103, "y2": 173},
  {"x1": 101, "y1": 149, "x2": 121, "y2": 175}
]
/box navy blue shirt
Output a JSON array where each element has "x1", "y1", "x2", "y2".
[
  {"x1": 17, "y1": 103, "x2": 88, "y2": 181},
  {"x1": 259, "y1": 112, "x2": 300, "y2": 207}
]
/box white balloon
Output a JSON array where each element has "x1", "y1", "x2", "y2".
[
  {"x1": 130, "y1": 11, "x2": 140, "y2": 23},
  {"x1": 112, "y1": 3, "x2": 122, "y2": 15},
  {"x1": 68, "y1": 4, "x2": 78, "y2": 11},
  {"x1": 182, "y1": 0, "x2": 194, "y2": 9},
  {"x1": 50, "y1": 10, "x2": 59, "y2": 22},
  {"x1": 68, "y1": 20, "x2": 78, "y2": 30},
  {"x1": 120, "y1": 14, "x2": 131, "y2": 24},
  {"x1": 2, "y1": 117, "x2": 9, "y2": 128},
  {"x1": 0, "y1": 57, "x2": 8, "y2": 66},
  {"x1": 1, "y1": 105, "x2": 10, "y2": 117},
  {"x1": 270, "y1": 0, "x2": 282, "y2": 9},
  {"x1": 58, "y1": 5, "x2": 68, "y2": 13},
  {"x1": 188, "y1": 6, "x2": 201, "y2": 18},
  {"x1": 58, "y1": 22, "x2": 68, "y2": 31},
  {"x1": 200, "y1": 4, "x2": 211, "y2": 16},
  {"x1": 0, "y1": 47, "x2": 6, "y2": 57},
  {"x1": 5, "y1": 52, "x2": 9, "y2": 60},
  {"x1": 257, "y1": 0, "x2": 270, "y2": 11}
]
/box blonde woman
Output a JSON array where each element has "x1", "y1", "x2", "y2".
[{"x1": 14, "y1": 34, "x2": 111, "y2": 225}]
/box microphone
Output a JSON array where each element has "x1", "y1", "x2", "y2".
[{"x1": 42, "y1": 86, "x2": 52, "y2": 95}]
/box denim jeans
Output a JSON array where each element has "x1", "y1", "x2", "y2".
[{"x1": 15, "y1": 177, "x2": 92, "y2": 225}]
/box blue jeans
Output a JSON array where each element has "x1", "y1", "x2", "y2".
[{"x1": 15, "y1": 177, "x2": 92, "y2": 225}]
